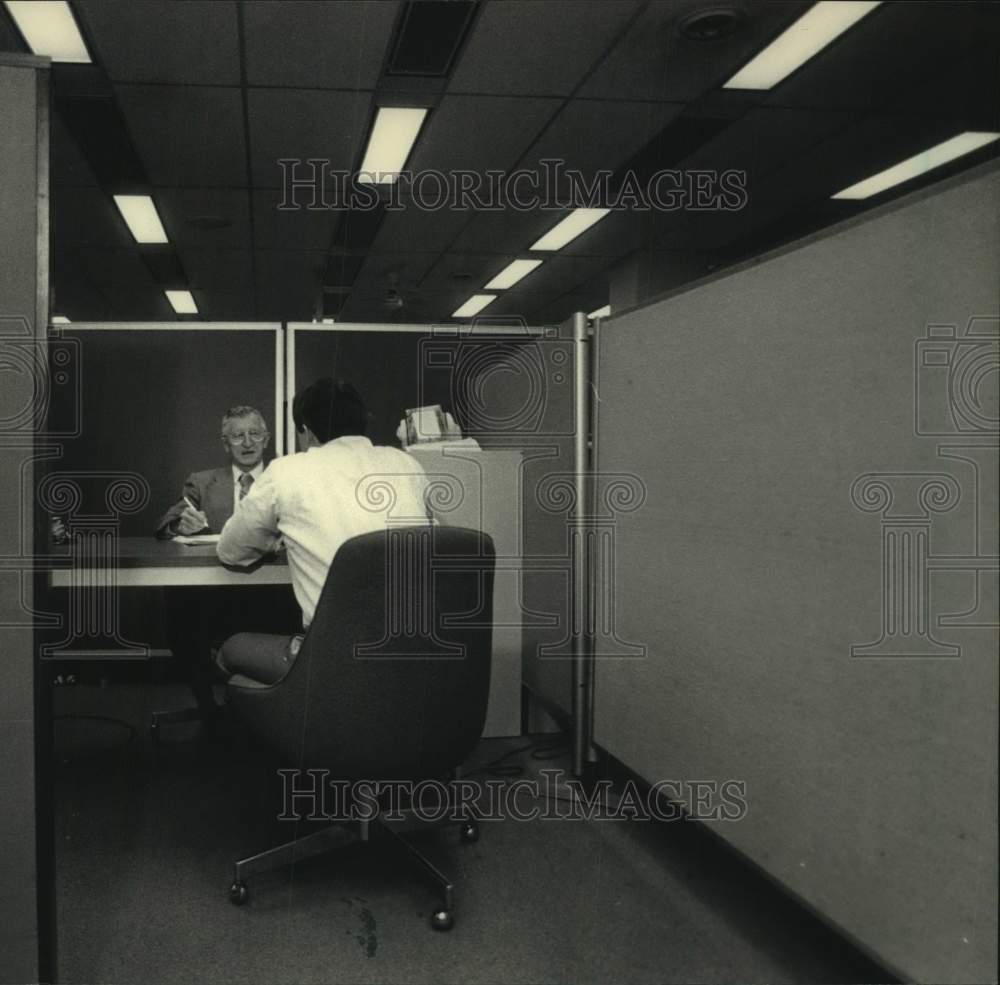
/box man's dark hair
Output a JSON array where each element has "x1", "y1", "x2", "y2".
[{"x1": 292, "y1": 378, "x2": 368, "y2": 444}]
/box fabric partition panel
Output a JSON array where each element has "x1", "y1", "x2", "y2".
[
  {"x1": 591, "y1": 163, "x2": 999, "y2": 984},
  {"x1": 0, "y1": 53, "x2": 50, "y2": 985}
]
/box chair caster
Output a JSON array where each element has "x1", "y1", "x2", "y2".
[
  {"x1": 430, "y1": 908, "x2": 454, "y2": 931},
  {"x1": 229, "y1": 880, "x2": 248, "y2": 905},
  {"x1": 459, "y1": 820, "x2": 479, "y2": 843}
]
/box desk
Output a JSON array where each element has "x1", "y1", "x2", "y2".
[
  {"x1": 49, "y1": 531, "x2": 519, "y2": 736},
  {"x1": 49, "y1": 537, "x2": 290, "y2": 588}
]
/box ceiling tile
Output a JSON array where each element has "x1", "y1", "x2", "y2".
[
  {"x1": 156, "y1": 188, "x2": 252, "y2": 249},
  {"x1": 350, "y1": 251, "x2": 440, "y2": 294},
  {"x1": 79, "y1": 0, "x2": 241, "y2": 85},
  {"x1": 248, "y1": 88, "x2": 373, "y2": 188},
  {"x1": 531, "y1": 290, "x2": 606, "y2": 325},
  {"x1": 243, "y1": 0, "x2": 399, "y2": 89},
  {"x1": 252, "y1": 189, "x2": 340, "y2": 250},
  {"x1": 407, "y1": 94, "x2": 562, "y2": 177},
  {"x1": 518, "y1": 99, "x2": 684, "y2": 184},
  {"x1": 193, "y1": 291, "x2": 256, "y2": 322},
  {"x1": 180, "y1": 248, "x2": 254, "y2": 298},
  {"x1": 51, "y1": 185, "x2": 132, "y2": 247},
  {"x1": 254, "y1": 250, "x2": 327, "y2": 321},
  {"x1": 368, "y1": 202, "x2": 472, "y2": 256},
  {"x1": 51, "y1": 114, "x2": 100, "y2": 187},
  {"x1": 449, "y1": 0, "x2": 642, "y2": 96},
  {"x1": 116, "y1": 84, "x2": 247, "y2": 186}
]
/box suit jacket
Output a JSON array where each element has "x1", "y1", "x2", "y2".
[{"x1": 155, "y1": 467, "x2": 236, "y2": 539}]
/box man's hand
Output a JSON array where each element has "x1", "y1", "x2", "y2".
[{"x1": 176, "y1": 505, "x2": 209, "y2": 535}]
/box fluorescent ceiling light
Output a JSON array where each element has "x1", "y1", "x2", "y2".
[
  {"x1": 165, "y1": 290, "x2": 198, "y2": 315},
  {"x1": 530, "y1": 208, "x2": 610, "y2": 252},
  {"x1": 113, "y1": 195, "x2": 169, "y2": 244},
  {"x1": 832, "y1": 132, "x2": 1000, "y2": 200},
  {"x1": 50, "y1": 315, "x2": 71, "y2": 324},
  {"x1": 4, "y1": 1, "x2": 91, "y2": 63},
  {"x1": 358, "y1": 107, "x2": 428, "y2": 184},
  {"x1": 452, "y1": 294, "x2": 496, "y2": 319},
  {"x1": 724, "y1": 1, "x2": 880, "y2": 90},
  {"x1": 588, "y1": 305, "x2": 611, "y2": 320},
  {"x1": 484, "y1": 259, "x2": 543, "y2": 290}
]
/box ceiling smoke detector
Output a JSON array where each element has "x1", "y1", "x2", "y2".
[{"x1": 678, "y1": 6, "x2": 744, "y2": 42}]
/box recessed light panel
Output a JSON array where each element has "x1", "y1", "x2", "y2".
[
  {"x1": 113, "y1": 195, "x2": 169, "y2": 244},
  {"x1": 530, "y1": 209, "x2": 610, "y2": 252},
  {"x1": 724, "y1": 1, "x2": 880, "y2": 90},
  {"x1": 4, "y1": 1, "x2": 91, "y2": 63},
  {"x1": 452, "y1": 294, "x2": 496, "y2": 318},
  {"x1": 832, "y1": 132, "x2": 1000, "y2": 200},
  {"x1": 358, "y1": 107, "x2": 428, "y2": 184},
  {"x1": 484, "y1": 259, "x2": 543, "y2": 290},
  {"x1": 165, "y1": 290, "x2": 198, "y2": 315}
]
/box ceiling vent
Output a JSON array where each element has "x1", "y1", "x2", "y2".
[{"x1": 387, "y1": 1, "x2": 477, "y2": 77}]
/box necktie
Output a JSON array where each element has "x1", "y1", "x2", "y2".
[{"x1": 238, "y1": 473, "x2": 254, "y2": 501}]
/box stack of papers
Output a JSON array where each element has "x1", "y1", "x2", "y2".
[{"x1": 174, "y1": 533, "x2": 221, "y2": 546}]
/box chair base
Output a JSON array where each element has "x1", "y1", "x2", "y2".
[{"x1": 228, "y1": 811, "x2": 479, "y2": 931}]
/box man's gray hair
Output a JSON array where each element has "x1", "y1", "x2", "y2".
[{"x1": 221, "y1": 406, "x2": 267, "y2": 435}]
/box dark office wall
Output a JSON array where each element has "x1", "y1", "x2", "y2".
[
  {"x1": 51, "y1": 328, "x2": 277, "y2": 536},
  {"x1": 593, "y1": 163, "x2": 999, "y2": 984},
  {"x1": 294, "y1": 329, "x2": 464, "y2": 445},
  {"x1": 0, "y1": 56, "x2": 47, "y2": 985}
]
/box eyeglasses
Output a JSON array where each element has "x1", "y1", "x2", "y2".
[{"x1": 225, "y1": 429, "x2": 267, "y2": 444}]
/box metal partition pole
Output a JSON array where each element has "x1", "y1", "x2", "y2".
[
  {"x1": 285, "y1": 322, "x2": 296, "y2": 455},
  {"x1": 571, "y1": 311, "x2": 591, "y2": 776}
]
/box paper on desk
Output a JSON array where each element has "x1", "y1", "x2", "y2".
[{"x1": 174, "y1": 533, "x2": 221, "y2": 545}]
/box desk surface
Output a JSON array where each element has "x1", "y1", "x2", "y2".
[{"x1": 50, "y1": 536, "x2": 290, "y2": 587}]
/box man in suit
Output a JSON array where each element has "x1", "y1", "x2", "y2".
[
  {"x1": 155, "y1": 405, "x2": 270, "y2": 538},
  {"x1": 154, "y1": 406, "x2": 298, "y2": 727}
]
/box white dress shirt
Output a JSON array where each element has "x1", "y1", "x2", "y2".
[
  {"x1": 217, "y1": 436, "x2": 430, "y2": 628},
  {"x1": 231, "y1": 462, "x2": 264, "y2": 514}
]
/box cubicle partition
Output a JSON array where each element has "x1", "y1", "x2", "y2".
[
  {"x1": 40, "y1": 318, "x2": 585, "y2": 737},
  {"x1": 590, "y1": 163, "x2": 999, "y2": 983}
]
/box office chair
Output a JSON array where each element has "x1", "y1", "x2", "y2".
[{"x1": 224, "y1": 525, "x2": 495, "y2": 931}]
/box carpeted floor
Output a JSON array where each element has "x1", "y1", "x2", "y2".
[{"x1": 51, "y1": 683, "x2": 894, "y2": 985}]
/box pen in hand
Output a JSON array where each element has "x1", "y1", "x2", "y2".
[{"x1": 179, "y1": 495, "x2": 209, "y2": 534}]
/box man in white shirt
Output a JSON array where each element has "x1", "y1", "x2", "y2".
[{"x1": 216, "y1": 379, "x2": 431, "y2": 684}]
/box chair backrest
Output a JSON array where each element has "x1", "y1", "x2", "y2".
[{"x1": 231, "y1": 526, "x2": 495, "y2": 781}]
